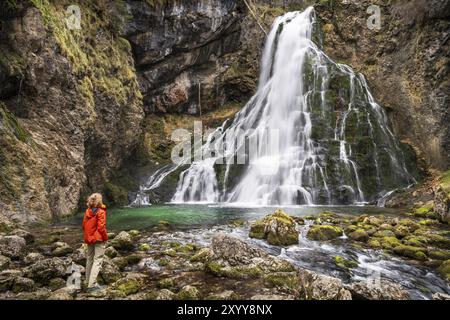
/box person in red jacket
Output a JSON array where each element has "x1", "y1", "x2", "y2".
[{"x1": 82, "y1": 193, "x2": 108, "y2": 290}]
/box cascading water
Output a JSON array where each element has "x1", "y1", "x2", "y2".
[{"x1": 136, "y1": 7, "x2": 416, "y2": 206}]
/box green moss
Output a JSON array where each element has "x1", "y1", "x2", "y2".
[
  {"x1": 368, "y1": 239, "x2": 381, "y2": 249},
  {"x1": 379, "y1": 236, "x2": 402, "y2": 250},
  {"x1": 104, "y1": 182, "x2": 128, "y2": 206},
  {"x1": 138, "y1": 243, "x2": 151, "y2": 251},
  {"x1": 428, "y1": 250, "x2": 450, "y2": 261},
  {"x1": 334, "y1": 255, "x2": 358, "y2": 269},
  {"x1": 307, "y1": 225, "x2": 343, "y2": 241},
  {"x1": 393, "y1": 245, "x2": 428, "y2": 261},
  {"x1": 263, "y1": 272, "x2": 298, "y2": 291},
  {"x1": 437, "y1": 259, "x2": 450, "y2": 280},
  {"x1": 115, "y1": 278, "x2": 140, "y2": 296},
  {"x1": 0, "y1": 103, "x2": 29, "y2": 143},
  {"x1": 157, "y1": 278, "x2": 174, "y2": 289},
  {"x1": 348, "y1": 229, "x2": 369, "y2": 242},
  {"x1": 190, "y1": 248, "x2": 211, "y2": 263},
  {"x1": 413, "y1": 204, "x2": 434, "y2": 217}
]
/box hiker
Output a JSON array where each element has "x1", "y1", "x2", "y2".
[{"x1": 82, "y1": 193, "x2": 108, "y2": 290}]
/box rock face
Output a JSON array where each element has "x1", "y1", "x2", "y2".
[
  {"x1": 0, "y1": 1, "x2": 143, "y2": 221},
  {"x1": 249, "y1": 210, "x2": 299, "y2": 246},
  {"x1": 316, "y1": 0, "x2": 450, "y2": 170}
]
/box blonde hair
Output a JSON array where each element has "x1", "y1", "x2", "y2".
[{"x1": 86, "y1": 193, "x2": 103, "y2": 208}]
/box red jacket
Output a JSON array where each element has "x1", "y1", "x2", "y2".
[{"x1": 82, "y1": 205, "x2": 108, "y2": 244}]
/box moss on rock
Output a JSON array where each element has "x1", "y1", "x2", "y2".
[
  {"x1": 249, "y1": 210, "x2": 299, "y2": 246},
  {"x1": 307, "y1": 225, "x2": 343, "y2": 241}
]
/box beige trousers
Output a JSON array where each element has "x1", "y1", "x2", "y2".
[{"x1": 85, "y1": 242, "x2": 105, "y2": 288}]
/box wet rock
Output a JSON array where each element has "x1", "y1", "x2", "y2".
[
  {"x1": 24, "y1": 252, "x2": 44, "y2": 265},
  {"x1": 249, "y1": 210, "x2": 299, "y2": 246},
  {"x1": 334, "y1": 256, "x2": 358, "y2": 269},
  {"x1": 346, "y1": 280, "x2": 410, "y2": 300},
  {"x1": 105, "y1": 246, "x2": 118, "y2": 259},
  {"x1": 297, "y1": 269, "x2": 352, "y2": 300},
  {"x1": 306, "y1": 225, "x2": 343, "y2": 241},
  {"x1": 0, "y1": 255, "x2": 11, "y2": 271},
  {"x1": 12, "y1": 277, "x2": 35, "y2": 293},
  {"x1": 51, "y1": 242, "x2": 73, "y2": 257},
  {"x1": 110, "y1": 231, "x2": 134, "y2": 251},
  {"x1": 0, "y1": 235, "x2": 26, "y2": 259},
  {"x1": 177, "y1": 285, "x2": 199, "y2": 300},
  {"x1": 24, "y1": 258, "x2": 67, "y2": 285}
]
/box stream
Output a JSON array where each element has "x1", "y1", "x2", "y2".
[{"x1": 65, "y1": 204, "x2": 450, "y2": 300}]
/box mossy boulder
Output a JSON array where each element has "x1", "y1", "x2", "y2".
[
  {"x1": 348, "y1": 229, "x2": 369, "y2": 242},
  {"x1": 394, "y1": 225, "x2": 410, "y2": 238},
  {"x1": 249, "y1": 210, "x2": 299, "y2": 246},
  {"x1": 393, "y1": 245, "x2": 428, "y2": 261},
  {"x1": 373, "y1": 230, "x2": 396, "y2": 238},
  {"x1": 109, "y1": 231, "x2": 134, "y2": 251},
  {"x1": 114, "y1": 278, "x2": 141, "y2": 296},
  {"x1": 379, "y1": 236, "x2": 402, "y2": 250},
  {"x1": 307, "y1": 225, "x2": 343, "y2": 241},
  {"x1": 399, "y1": 219, "x2": 420, "y2": 232},
  {"x1": 263, "y1": 272, "x2": 298, "y2": 291},
  {"x1": 429, "y1": 250, "x2": 450, "y2": 261},
  {"x1": 368, "y1": 239, "x2": 381, "y2": 249},
  {"x1": 437, "y1": 259, "x2": 450, "y2": 280},
  {"x1": 413, "y1": 203, "x2": 434, "y2": 218},
  {"x1": 138, "y1": 243, "x2": 151, "y2": 252}
]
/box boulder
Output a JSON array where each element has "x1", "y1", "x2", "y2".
[
  {"x1": 51, "y1": 242, "x2": 73, "y2": 257},
  {"x1": 109, "y1": 231, "x2": 134, "y2": 251},
  {"x1": 348, "y1": 229, "x2": 369, "y2": 242},
  {"x1": 306, "y1": 225, "x2": 343, "y2": 241},
  {"x1": 24, "y1": 252, "x2": 44, "y2": 265},
  {"x1": 393, "y1": 245, "x2": 428, "y2": 261},
  {"x1": 204, "y1": 234, "x2": 294, "y2": 279},
  {"x1": 10, "y1": 229, "x2": 34, "y2": 244},
  {"x1": 12, "y1": 277, "x2": 35, "y2": 293},
  {"x1": 114, "y1": 277, "x2": 142, "y2": 296},
  {"x1": 99, "y1": 257, "x2": 122, "y2": 284},
  {"x1": 0, "y1": 269, "x2": 22, "y2": 292},
  {"x1": 297, "y1": 268, "x2": 352, "y2": 300},
  {"x1": 24, "y1": 258, "x2": 67, "y2": 284},
  {"x1": 0, "y1": 235, "x2": 26, "y2": 259},
  {"x1": 249, "y1": 210, "x2": 299, "y2": 246},
  {"x1": 346, "y1": 280, "x2": 410, "y2": 300}
]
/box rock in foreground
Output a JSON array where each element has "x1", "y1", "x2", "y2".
[{"x1": 249, "y1": 210, "x2": 299, "y2": 246}]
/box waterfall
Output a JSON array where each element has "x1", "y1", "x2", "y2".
[{"x1": 138, "y1": 7, "x2": 415, "y2": 206}]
